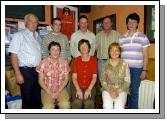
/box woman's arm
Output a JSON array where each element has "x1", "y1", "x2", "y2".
[
  {"x1": 100, "y1": 63, "x2": 109, "y2": 91},
  {"x1": 38, "y1": 73, "x2": 51, "y2": 95},
  {"x1": 140, "y1": 47, "x2": 148, "y2": 80},
  {"x1": 84, "y1": 74, "x2": 97, "y2": 99},
  {"x1": 72, "y1": 73, "x2": 83, "y2": 100},
  {"x1": 58, "y1": 73, "x2": 69, "y2": 93}
]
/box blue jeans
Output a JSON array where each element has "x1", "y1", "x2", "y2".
[
  {"x1": 128, "y1": 67, "x2": 142, "y2": 109},
  {"x1": 98, "y1": 59, "x2": 105, "y2": 80}
]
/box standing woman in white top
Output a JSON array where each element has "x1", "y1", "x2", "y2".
[{"x1": 8, "y1": 13, "x2": 42, "y2": 109}]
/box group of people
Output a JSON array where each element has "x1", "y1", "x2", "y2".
[{"x1": 8, "y1": 12, "x2": 150, "y2": 109}]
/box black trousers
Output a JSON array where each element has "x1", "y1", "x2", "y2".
[{"x1": 19, "y1": 67, "x2": 42, "y2": 109}]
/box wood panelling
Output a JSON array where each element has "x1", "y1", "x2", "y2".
[
  {"x1": 146, "y1": 58, "x2": 155, "y2": 81},
  {"x1": 148, "y1": 44, "x2": 155, "y2": 58},
  {"x1": 89, "y1": 5, "x2": 144, "y2": 34}
]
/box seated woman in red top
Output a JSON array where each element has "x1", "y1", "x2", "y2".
[{"x1": 71, "y1": 39, "x2": 98, "y2": 109}]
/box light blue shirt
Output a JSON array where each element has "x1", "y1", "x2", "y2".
[{"x1": 8, "y1": 28, "x2": 42, "y2": 67}]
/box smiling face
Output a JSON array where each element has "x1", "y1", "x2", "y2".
[
  {"x1": 109, "y1": 46, "x2": 121, "y2": 59},
  {"x1": 103, "y1": 17, "x2": 112, "y2": 31},
  {"x1": 52, "y1": 19, "x2": 61, "y2": 33},
  {"x1": 79, "y1": 42, "x2": 90, "y2": 55},
  {"x1": 25, "y1": 15, "x2": 38, "y2": 32},
  {"x1": 127, "y1": 18, "x2": 138, "y2": 31},
  {"x1": 79, "y1": 18, "x2": 88, "y2": 32},
  {"x1": 49, "y1": 45, "x2": 60, "y2": 60}
]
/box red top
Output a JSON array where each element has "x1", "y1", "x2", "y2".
[{"x1": 72, "y1": 56, "x2": 98, "y2": 89}]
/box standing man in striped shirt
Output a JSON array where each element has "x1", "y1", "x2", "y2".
[
  {"x1": 41, "y1": 18, "x2": 71, "y2": 63},
  {"x1": 8, "y1": 13, "x2": 42, "y2": 109},
  {"x1": 119, "y1": 13, "x2": 150, "y2": 109},
  {"x1": 96, "y1": 16, "x2": 120, "y2": 80},
  {"x1": 95, "y1": 16, "x2": 120, "y2": 108}
]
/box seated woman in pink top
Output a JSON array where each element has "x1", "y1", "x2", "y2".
[
  {"x1": 36, "y1": 41, "x2": 70, "y2": 109},
  {"x1": 71, "y1": 39, "x2": 98, "y2": 109}
]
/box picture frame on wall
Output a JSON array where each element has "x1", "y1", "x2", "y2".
[
  {"x1": 53, "y1": 5, "x2": 78, "y2": 40},
  {"x1": 93, "y1": 14, "x2": 116, "y2": 35}
]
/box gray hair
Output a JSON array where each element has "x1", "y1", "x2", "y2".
[{"x1": 24, "y1": 13, "x2": 39, "y2": 22}]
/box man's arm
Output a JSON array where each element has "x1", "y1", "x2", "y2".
[
  {"x1": 10, "y1": 53, "x2": 24, "y2": 84},
  {"x1": 41, "y1": 36, "x2": 50, "y2": 59}
]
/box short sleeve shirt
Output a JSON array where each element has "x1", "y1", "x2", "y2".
[
  {"x1": 72, "y1": 56, "x2": 98, "y2": 89},
  {"x1": 36, "y1": 57, "x2": 69, "y2": 98}
]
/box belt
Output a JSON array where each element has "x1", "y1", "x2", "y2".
[
  {"x1": 101, "y1": 59, "x2": 107, "y2": 61},
  {"x1": 20, "y1": 66, "x2": 35, "y2": 69}
]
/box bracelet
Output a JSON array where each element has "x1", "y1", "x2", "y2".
[{"x1": 142, "y1": 70, "x2": 147, "y2": 72}]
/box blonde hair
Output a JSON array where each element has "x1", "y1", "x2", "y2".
[{"x1": 24, "y1": 13, "x2": 39, "y2": 23}]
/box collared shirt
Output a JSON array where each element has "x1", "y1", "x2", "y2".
[
  {"x1": 36, "y1": 57, "x2": 69, "y2": 99},
  {"x1": 8, "y1": 28, "x2": 42, "y2": 67},
  {"x1": 72, "y1": 56, "x2": 98, "y2": 89},
  {"x1": 41, "y1": 32, "x2": 71, "y2": 61},
  {"x1": 96, "y1": 30, "x2": 120, "y2": 59},
  {"x1": 119, "y1": 31, "x2": 150, "y2": 68},
  {"x1": 70, "y1": 30, "x2": 96, "y2": 58}
]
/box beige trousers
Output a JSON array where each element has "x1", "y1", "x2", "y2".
[{"x1": 41, "y1": 88, "x2": 70, "y2": 109}]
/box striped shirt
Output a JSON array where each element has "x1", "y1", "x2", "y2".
[
  {"x1": 41, "y1": 32, "x2": 71, "y2": 61},
  {"x1": 70, "y1": 30, "x2": 96, "y2": 58},
  {"x1": 8, "y1": 28, "x2": 42, "y2": 67},
  {"x1": 96, "y1": 30, "x2": 120, "y2": 59},
  {"x1": 119, "y1": 31, "x2": 150, "y2": 68}
]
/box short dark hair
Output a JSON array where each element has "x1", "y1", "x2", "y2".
[
  {"x1": 79, "y1": 15, "x2": 88, "y2": 22},
  {"x1": 51, "y1": 18, "x2": 61, "y2": 24},
  {"x1": 126, "y1": 13, "x2": 140, "y2": 24},
  {"x1": 48, "y1": 41, "x2": 61, "y2": 52},
  {"x1": 78, "y1": 39, "x2": 91, "y2": 53},
  {"x1": 108, "y1": 42, "x2": 121, "y2": 58}
]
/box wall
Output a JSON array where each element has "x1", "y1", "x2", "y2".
[
  {"x1": 88, "y1": 5, "x2": 144, "y2": 34},
  {"x1": 81, "y1": 5, "x2": 154, "y2": 59}
]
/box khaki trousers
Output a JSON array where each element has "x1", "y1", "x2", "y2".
[{"x1": 41, "y1": 88, "x2": 70, "y2": 109}]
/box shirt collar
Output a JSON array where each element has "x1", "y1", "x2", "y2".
[
  {"x1": 25, "y1": 28, "x2": 38, "y2": 38},
  {"x1": 79, "y1": 29, "x2": 89, "y2": 34},
  {"x1": 125, "y1": 29, "x2": 139, "y2": 37},
  {"x1": 48, "y1": 56, "x2": 59, "y2": 64}
]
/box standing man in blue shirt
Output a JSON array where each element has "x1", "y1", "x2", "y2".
[{"x1": 8, "y1": 13, "x2": 42, "y2": 109}]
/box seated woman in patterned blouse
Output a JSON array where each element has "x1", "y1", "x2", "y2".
[
  {"x1": 71, "y1": 39, "x2": 98, "y2": 109},
  {"x1": 36, "y1": 41, "x2": 70, "y2": 109},
  {"x1": 100, "y1": 42, "x2": 131, "y2": 109}
]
